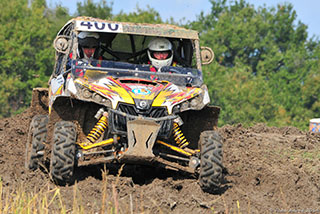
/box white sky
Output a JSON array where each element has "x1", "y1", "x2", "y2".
[{"x1": 47, "y1": 0, "x2": 320, "y2": 39}]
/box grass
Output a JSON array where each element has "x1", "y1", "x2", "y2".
[
  {"x1": 0, "y1": 179, "x2": 74, "y2": 214},
  {"x1": 0, "y1": 176, "x2": 302, "y2": 214},
  {"x1": 0, "y1": 164, "x2": 149, "y2": 214},
  {"x1": 0, "y1": 178, "x2": 223, "y2": 214},
  {"x1": 268, "y1": 147, "x2": 320, "y2": 175},
  {"x1": 272, "y1": 147, "x2": 320, "y2": 162},
  {"x1": 0, "y1": 163, "x2": 290, "y2": 214},
  {"x1": 3, "y1": 147, "x2": 318, "y2": 214},
  {"x1": 0, "y1": 166, "x2": 122, "y2": 214},
  {"x1": 2, "y1": 183, "x2": 59, "y2": 213}
]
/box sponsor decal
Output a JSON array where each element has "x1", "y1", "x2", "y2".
[
  {"x1": 75, "y1": 21, "x2": 123, "y2": 33},
  {"x1": 50, "y1": 74, "x2": 65, "y2": 94},
  {"x1": 131, "y1": 87, "x2": 152, "y2": 95}
]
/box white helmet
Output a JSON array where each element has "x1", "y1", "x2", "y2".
[
  {"x1": 78, "y1": 31, "x2": 99, "y2": 40},
  {"x1": 147, "y1": 38, "x2": 173, "y2": 69}
]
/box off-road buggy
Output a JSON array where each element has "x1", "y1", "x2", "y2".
[{"x1": 25, "y1": 17, "x2": 223, "y2": 192}]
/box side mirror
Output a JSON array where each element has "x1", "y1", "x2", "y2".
[
  {"x1": 200, "y1": 47, "x2": 214, "y2": 65},
  {"x1": 53, "y1": 36, "x2": 70, "y2": 54}
]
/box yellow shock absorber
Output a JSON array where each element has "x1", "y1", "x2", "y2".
[
  {"x1": 172, "y1": 122, "x2": 189, "y2": 148},
  {"x1": 87, "y1": 112, "x2": 108, "y2": 143}
]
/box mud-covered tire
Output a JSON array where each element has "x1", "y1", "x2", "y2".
[
  {"x1": 199, "y1": 130, "x2": 223, "y2": 192},
  {"x1": 25, "y1": 115, "x2": 48, "y2": 170},
  {"x1": 50, "y1": 121, "x2": 77, "y2": 185}
]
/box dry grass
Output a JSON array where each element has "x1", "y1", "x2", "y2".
[
  {"x1": 0, "y1": 180, "x2": 65, "y2": 213},
  {"x1": 0, "y1": 171, "x2": 114, "y2": 213},
  {"x1": 0, "y1": 164, "x2": 131, "y2": 214},
  {"x1": 0, "y1": 168, "x2": 256, "y2": 214}
]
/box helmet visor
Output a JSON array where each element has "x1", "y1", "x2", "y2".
[
  {"x1": 79, "y1": 37, "x2": 99, "y2": 48},
  {"x1": 150, "y1": 50, "x2": 172, "y2": 60}
]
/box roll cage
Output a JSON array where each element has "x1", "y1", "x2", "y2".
[{"x1": 53, "y1": 17, "x2": 203, "y2": 80}]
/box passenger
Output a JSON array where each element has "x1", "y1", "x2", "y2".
[{"x1": 147, "y1": 38, "x2": 177, "y2": 72}]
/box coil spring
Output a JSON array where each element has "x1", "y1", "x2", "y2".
[
  {"x1": 172, "y1": 122, "x2": 189, "y2": 148},
  {"x1": 87, "y1": 115, "x2": 108, "y2": 143}
]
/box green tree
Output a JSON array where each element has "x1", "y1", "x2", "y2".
[
  {"x1": 114, "y1": 6, "x2": 163, "y2": 24},
  {"x1": 76, "y1": 0, "x2": 113, "y2": 20},
  {"x1": 204, "y1": 62, "x2": 287, "y2": 127},
  {"x1": 46, "y1": 4, "x2": 72, "y2": 34},
  {"x1": 0, "y1": 0, "x2": 164, "y2": 118},
  {"x1": 301, "y1": 43, "x2": 320, "y2": 122},
  {"x1": 190, "y1": 0, "x2": 318, "y2": 129},
  {"x1": 0, "y1": 0, "x2": 58, "y2": 117}
]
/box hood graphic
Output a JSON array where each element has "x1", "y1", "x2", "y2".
[{"x1": 74, "y1": 74, "x2": 202, "y2": 113}]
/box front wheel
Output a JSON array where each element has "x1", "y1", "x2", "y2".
[
  {"x1": 25, "y1": 115, "x2": 48, "y2": 170},
  {"x1": 199, "y1": 130, "x2": 223, "y2": 193},
  {"x1": 50, "y1": 121, "x2": 77, "y2": 185}
]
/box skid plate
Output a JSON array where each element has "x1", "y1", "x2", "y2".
[{"x1": 124, "y1": 118, "x2": 161, "y2": 158}]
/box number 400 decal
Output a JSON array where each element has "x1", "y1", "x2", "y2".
[{"x1": 75, "y1": 21, "x2": 123, "y2": 33}]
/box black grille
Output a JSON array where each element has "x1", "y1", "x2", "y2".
[
  {"x1": 118, "y1": 104, "x2": 137, "y2": 116},
  {"x1": 109, "y1": 103, "x2": 172, "y2": 137},
  {"x1": 118, "y1": 103, "x2": 167, "y2": 118},
  {"x1": 150, "y1": 107, "x2": 167, "y2": 118}
]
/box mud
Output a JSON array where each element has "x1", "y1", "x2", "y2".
[{"x1": 1, "y1": 109, "x2": 320, "y2": 213}]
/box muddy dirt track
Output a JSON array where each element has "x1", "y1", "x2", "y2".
[{"x1": 1, "y1": 108, "x2": 320, "y2": 213}]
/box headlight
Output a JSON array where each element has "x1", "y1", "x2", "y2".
[
  {"x1": 172, "y1": 95, "x2": 205, "y2": 113},
  {"x1": 172, "y1": 99, "x2": 190, "y2": 113},
  {"x1": 82, "y1": 88, "x2": 92, "y2": 98},
  {"x1": 190, "y1": 96, "x2": 201, "y2": 108},
  {"x1": 75, "y1": 83, "x2": 112, "y2": 108},
  {"x1": 172, "y1": 85, "x2": 211, "y2": 114}
]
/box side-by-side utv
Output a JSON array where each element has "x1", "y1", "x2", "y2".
[{"x1": 25, "y1": 16, "x2": 223, "y2": 192}]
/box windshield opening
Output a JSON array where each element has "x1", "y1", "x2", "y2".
[
  {"x1": 75, "y1": 32, "x2": 197, "y2": 68},
  {"x1": 70, "y1": 59, "x2": 203, "y2": 87}
]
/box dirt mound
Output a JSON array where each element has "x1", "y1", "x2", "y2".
[{"x1": 1, "y1": 109, "x2": 320, "y2": 213}]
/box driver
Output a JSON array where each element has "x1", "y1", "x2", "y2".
[
  {"x1": 147, "y1": 37, "x2": 177, "y2": 71},
  {"x1": 68, "y1": 32, "x2": 103, "y2": 76},
  {"x1": 77, "y1": 31, "x2": 101, "y2": 61}
]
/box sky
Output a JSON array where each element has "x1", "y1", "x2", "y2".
[{"x1": 47, "y1": 0, "x2": 320, "y2": 38}]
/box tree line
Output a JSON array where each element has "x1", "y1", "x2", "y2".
[{"x1": 0, "y1": 0, "x2": 319, "y2": 130}]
